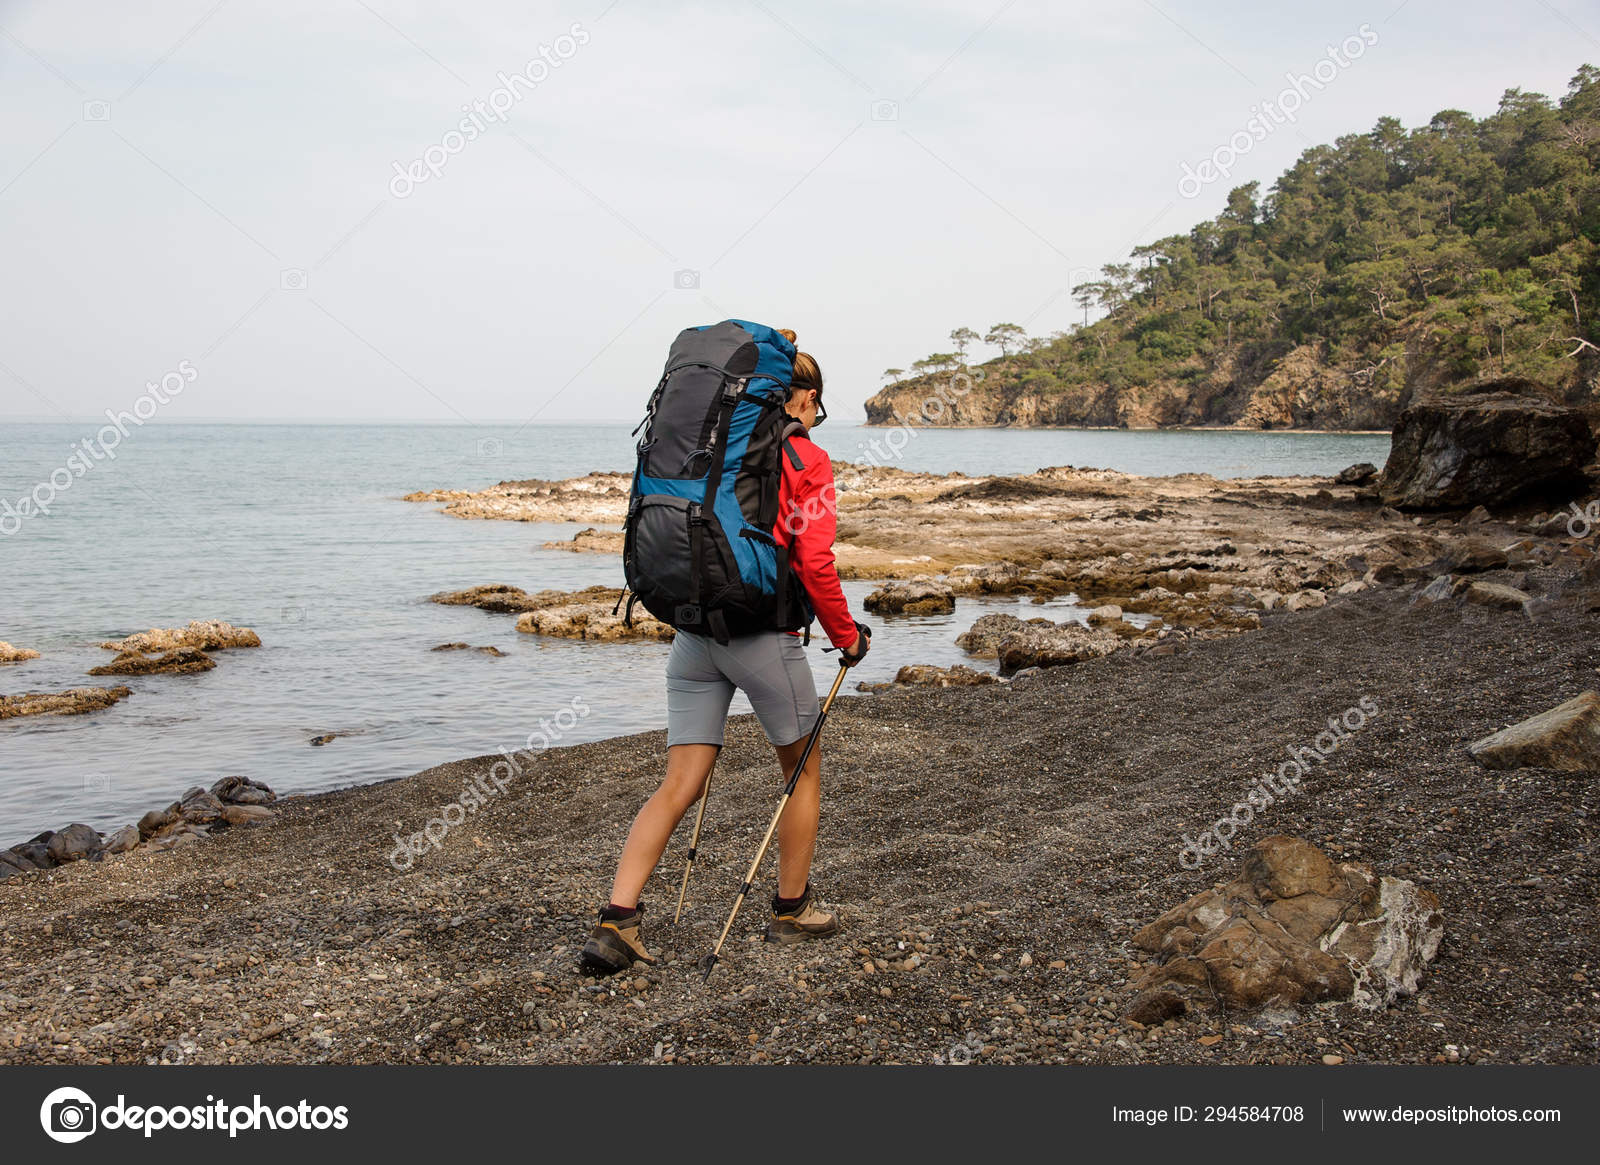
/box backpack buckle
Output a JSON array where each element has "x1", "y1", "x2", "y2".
[{"x1": 723, "y1": 377, "x2": 747, "y2": 402}]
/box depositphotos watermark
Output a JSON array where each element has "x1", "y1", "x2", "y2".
[
  {"x1": 1178, "y1": 696, "x2": 1379, "y2": 869},
  {"x1": 40, "y1": 1086, "x2": 348, "y2": 1142},
  {"x1": 1177, "y1": 24, "x2": 1379, "y2": 198},
  {"x1": 389, "y1": 694, "x2": 590, "y2": 870},
  {"x1": 1564, "y1": 499, "x2": 1599, "y2": 539},
  {"x1": 1, "y1": 360, "x2": 197, "y2": 537},
  {"x1": 388, "y1": 22, "x2": 590, "y2": 198},
  {"x1": 855, "y1": 367, "x2": 984, "y2": 468}
]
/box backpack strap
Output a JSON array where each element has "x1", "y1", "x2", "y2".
[{"x1": 781, "y1": 418, "x2": 807, "y2": 471}]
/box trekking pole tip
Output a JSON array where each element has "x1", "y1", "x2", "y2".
[{"x1": 698, "y1": 953, "x2": 718, "y2": 982}]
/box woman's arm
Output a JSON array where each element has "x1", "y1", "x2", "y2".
[{"x1": 777, "y1": 438, "x2": 859, "y2": 650}]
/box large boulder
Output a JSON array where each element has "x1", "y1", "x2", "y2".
[
  {"x1": 138, "y1": 803, "x2": 181, "y2": 838},
  {"x1": 1468, "y1": 691, "x2": 1600, "y2": 772},
  {"x1": 955, "y1": 613, "x2": 1052, "y2": 658},
  {"x1": 1125, "y1": 836, "x2": 1443, "y2": 1022},
  {"x1": 46, "y1": 823, "x2": 102, "y2": 863},
  {"x1": 996, "y1": 622, "x2": 1121, "y2": 677},
  {"x1": 863, "y1": 577, "x2": 956, "y2": 616},
  {"x1": 102, "y1": 825, "x2": 141, "y2": 854},
  {"x1": 211, "y1": 776, "x2": 277, "y2": 805},
  {"x1": 1379, "y1": 384, "x2": 1597, "y2": 510}
]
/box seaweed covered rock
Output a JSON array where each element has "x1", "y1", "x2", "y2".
[
  {"x1": 0, "y1": 686, "x2": 132, "y2": 720},
  {"x1": 89, "y1": 647, "x2": 216, "y2": 676}
]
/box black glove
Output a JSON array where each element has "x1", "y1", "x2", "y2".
[{"x1": 840, "y1": 621, "x2": 872, "y2": 667}]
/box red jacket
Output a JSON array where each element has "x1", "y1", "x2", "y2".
[{"x1": 773, "y1": 429, "x2": 857, "y2": 649}]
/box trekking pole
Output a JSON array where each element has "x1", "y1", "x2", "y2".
[
  {"x1": 698, "y1": 638, "x2": 863, "y2": 983},
  {"x1": 673, "y1": 765, "x2": 715, "y2": 924}
]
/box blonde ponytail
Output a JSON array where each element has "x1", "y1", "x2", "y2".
[{"x1": 779, "y1": 327, "x2": 823, "y2": 402}]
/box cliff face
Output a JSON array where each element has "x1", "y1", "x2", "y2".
[{"x1": 862, "y1": 343, "x2": 1471, "y2": 431}]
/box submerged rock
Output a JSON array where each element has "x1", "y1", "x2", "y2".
[
  {"x1": 1125, "y1": 836, "x2": 1443, "y2": 1021},
  {"x1": 1468, "y1": 691, "x2": 1600, "y2": 772},
  {"x1": 1379, "y1": 385, "x2": 1597, "y2": 509},
  {"x1": 0, "y1": 686, "x2": 132, "y2": 720},
  {"x1": 88, "y1": 647, "x2": 216, "y2": 676},
  {"x1": 431, "y1": 643, "x2": 506, "y2": 656},
  {"x1": 541, "y1": 527, "x2": 625, "y2": 555},
  {"x1": 99, "y1": 620, "x2": 261, "y2": 653},
  {"x1": 431, "y1": 583, "x2": 630, "y2": 619}
]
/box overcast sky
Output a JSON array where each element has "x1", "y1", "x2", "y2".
[{"x1": 0, "y1": 0, "x2": 1593, "y2": 427}]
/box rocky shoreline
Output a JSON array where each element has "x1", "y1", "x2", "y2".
[
  {"x1": 1, "y1": 543, "x2": 1595, "y2": 1065},
  {"x1": 3, "y1": 392, "x2": 1595, "y2": 1066}
]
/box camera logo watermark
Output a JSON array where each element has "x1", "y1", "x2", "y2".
[
  {"x1": 42, "y1": 1087, "x2": 97, "y2": 1143},
  {"x1": 1565, "y1": 499, "x2": 1598, "y2": 539},
  {"x1": 389, "y1": 23, "x2": 590, "y2": 198},
  {"x1": 1178, "y1": 696, "x2": 1379, "y2": 869},
  {"x1": 390, "y1": 695, "x2": 590, "y2": 869},
  {"x1": 42, "y1": 1087, "x2": 348, "y2": 1140},
  {"x1": 1, "y1": 360, "x2": 197, "y2": 537},
  {"x1": 1178, "y1": 25, "x2": 1379, "y2": 199},
  {"x1": 932, "y1": 1032, "x2": 981, "y2": 1065}
]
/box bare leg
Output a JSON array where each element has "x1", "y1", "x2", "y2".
[
  {"x1": 608, "y1": 744, "x2": 718, "y2": 908},
  {"x1": 773, "y1": 736, "x2": 822, "y2": 899}
]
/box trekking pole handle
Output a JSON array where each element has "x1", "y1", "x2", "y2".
[{"x1": 823, "y1": 621, "x2": 872, "y2": 661}]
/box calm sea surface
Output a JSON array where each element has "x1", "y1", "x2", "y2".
[{"x1": 0, "y1": 422, "x2": 1390, "y2": 839}]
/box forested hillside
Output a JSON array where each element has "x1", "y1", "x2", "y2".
[{"x1": 866, "y1": 67, "x2": 1600, "y2": 430}]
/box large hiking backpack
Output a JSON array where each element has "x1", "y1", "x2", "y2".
[{"x1": 622, "y1": 319, "x2": 812, "y2": 643}]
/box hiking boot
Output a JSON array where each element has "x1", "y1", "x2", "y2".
[
  {"x1": 764, "y1": 885, "x2": 839, "y2": 945},
  {"x1": 579, "y1": 903, "x2": 657, "y2": 976}
]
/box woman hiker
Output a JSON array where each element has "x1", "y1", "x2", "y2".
[{"x1": 580, "y1": 329, "x2": 871, "y2": 975}]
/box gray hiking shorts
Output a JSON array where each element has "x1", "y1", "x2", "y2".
[{"x1": 666, "y1": 630, "x2": 819, "y2": 748}]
